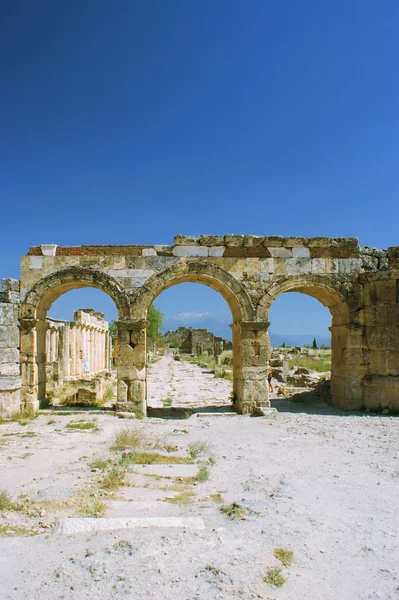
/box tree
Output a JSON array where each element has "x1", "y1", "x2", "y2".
[
  {"x1": 109, "y1": 321, "x2": 117, "y2": 336},
  {"x1": 312, "y1": 337, "x2": 318, "y2": 350},
  {"x1": 281, "y1": 341, "x2": 285, "y2": 348},
  {"x1": 147, "y1": 303, "x2": 164, "y2": 344}
]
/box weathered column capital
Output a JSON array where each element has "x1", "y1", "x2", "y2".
[
  {"x1": 116, "y1": 319, "x2": 149, "y2": 331},
  {"x1": 19, "y1": 318, "x2": 38, "y2": 332},
  {"x1": 231, "y1": 320, "x2": 271, "y2": 331}
]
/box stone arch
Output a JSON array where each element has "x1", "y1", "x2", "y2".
[
  {"x1": 20, "y1": 267, "x2": 130, "y2": 409},
  {"x1": 256, "y1": 275, "x2": 350, "y2": 325},
  {"x1": 22, "y1": 266, "x2": 130, "y2": 320},
  {"x1": 127, "y1": 261, "x2": 256, "y2": 415},
  {"x1": 131, "y1": 261, "x2": 255, "y2": 322},
  {"x1": 256, "y1": 275, "x2": 364, "y2": 410}
]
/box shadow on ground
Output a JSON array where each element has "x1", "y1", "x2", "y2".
[{"x1": 147, "y1": 404, "x2": 235, "y2": 419}]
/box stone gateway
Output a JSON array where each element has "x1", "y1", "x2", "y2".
[{"x1": 0, "y1": 235, "x2": 398, "y2": 416}]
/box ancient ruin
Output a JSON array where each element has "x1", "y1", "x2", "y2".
[
  {"x1": 1, "y1": 235, "x2": 398, "y2": 416},
  {"x1": 163, "y1": 326, "x2": 231, "y2": 355},
  {"x1": 45, "y1": 309, "x2": 111, "y2": 382}
]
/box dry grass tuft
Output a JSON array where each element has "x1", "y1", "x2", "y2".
[
  {"x1": 264, "y1": 567, "x2": 286, "y2": 587},
  {"x1": 273, "y1": 547, "x2": 294, "y2": 567}
]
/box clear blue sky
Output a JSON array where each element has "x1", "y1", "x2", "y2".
[{"x1": 1, "y1": 1, "x2": 397, "y2": 338}]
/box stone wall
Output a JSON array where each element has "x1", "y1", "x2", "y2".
[
  {"x1": 164, "y1": 327, "x2": 231, "y2": 354},
  {"x1": 11, "y1": 236, "x2": 399, "y2": 415},
  {"x1": 0, "y1": 279, "x2": 21, "y2": 416}
]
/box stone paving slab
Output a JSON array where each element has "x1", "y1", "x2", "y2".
[
  {"x1": 53, "y1": 516, "x2": 205, "y2": 535},
  {"x1": 131, "y1": 464, "x2": 199, "y2": 478}
]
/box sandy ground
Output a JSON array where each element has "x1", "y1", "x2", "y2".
[{"x1": 0, "y1": 357, "x2": 398, "y2": 600}]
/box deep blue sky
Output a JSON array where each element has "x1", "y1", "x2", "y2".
[{"x1": 1, "y1": 1, "x2": 397, "y2": 337}]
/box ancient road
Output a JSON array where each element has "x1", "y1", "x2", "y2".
[{"x1": 147, "y1": 355, "x2": 232, "y2": 410}]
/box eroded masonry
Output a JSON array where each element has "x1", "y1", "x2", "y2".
[{"x1": 0, "y1": 235, "x2": 398, "y2": 416}]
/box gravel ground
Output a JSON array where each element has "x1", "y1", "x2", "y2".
[{"x1": 0, "y1": 357, "x2": 398, "y2": 600}]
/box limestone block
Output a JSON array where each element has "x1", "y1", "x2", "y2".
[
  {"x1": 268, "y1": 247, "x2": 292, "y2": 258},
  {"x1": 0, "y1": 388, "x2": 21, "y2": 415},
  {"x1": 0, "y1": 375, "x2": 22, "y2": 391},
  {"x1": 292, "y1": 247, "x2": 310, "y2": 258},
  {"x1": 284, "y1": 237, "x2": 308, "y2": 247},
  {"x1": 336, "y1": 258, "x2": 361, "y2": 274},
  {"x1": 173, "y1": 246, "x2": 209, "y2": 257},
  {"x1": 0, "y1": 291, "x2": 20, "y2": 303},
  {"x1": 245, "y1": 259, "x2": 260, "y2": 274},
  {"x1": 0, "y1": 348, "x2": 20, "y2": 363},
  {"x1": 311, "y1": 258, "x2": 329, "y2": 274},
  {"x1": 0, "y1": 304, "x2": 18, "y2": 323},
  {"x1": 261, "y1": 236, "x2": 284, "y2": 247},
  {"x1": 115, "y1": 402, "x2": 137, "y2": 413},
  {"x1": 208, "y1": 246, "x2": 225, "y2": 257},
  {"x1": 0, "y1": 326, "x2": 19, "y2": 348},
  {"x1": 117, "y1": 366, "x2": 146, "y2": 380},
  {"x1": 154, "y1": 245, "x2": 174, "y2": 253},
  {"x1": 285, "y1": 258, "x2": 312, "y2": 275},
  {"x1": 241, "y1": 366, "x2": 268, "y2": 380},
  {"x1": 173, "y1": 235, "x2": 199, "y2": 245},
  {"x1": 231, "y1": 272, "x2": 244, "y2": 281},
  {"x1": 142, "y1": 248, "x2": 157, "y2": 256},
  {"x1": 374, "y1": 280, "x2": 397, "y2": 304},
  {"x1": 361, "y1": 255, "x2": 378, "y2": 270},
  {"x1": 29, "y1": 257, "x2": 43, "y2": 269},
  {"x1": 224, "y1": 234, "x2": 244, "y2": 247},
  {"x1": 199, "y1": 235, "x2": 224, "y2": 246},
  {"x1": 260, "y1": 259, "x2": 274, "y2": 274},
  {"x1": 1, "y1": 279, "x2": 19, "y2": 293},
  {"x1": 243, "y1": 235, "x2": 263, "y2": 247},
  {"x1": 307, "y1": 237, "x2": 332, "y2": 247},
  {"x1": 0, "y1": 363, "x2": 20, "y2": 376},
  {"x1": 379, "y1": 257, "x2": 389, "y2": 270},
  {"x1": 54, "y1": 256, "x2": 80, "y2": 269},
  {"x1": 41, "y1": 244, "x2": 58, "y2": 256},
  {"x1": 273, "y1": 259, "x2": 286, "y2": 275}
]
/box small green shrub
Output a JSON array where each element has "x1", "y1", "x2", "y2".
[
  {"x1": 0, "y1": 490, "x2": 17, "y2": 512},
  {"x1": 100, "y1": 467, "x2": 125, "y2": 491},
  {"x1": 188, "y1": 441, "x2": 209, "y2": 459},
  {"x1": 91, "y1": 458, "x2": 109, "y2": 471},
  {"x1": 273, "y1": 547, "x2": 294, "y2": 567},
  {"x1": 220, "y1": 502, "x2": 246, "y2": 519},
  {"x1": 264, "y1": 567, "x2": 286, "y2": 587},
  {"x1": 196, "y1": 465, "x2": 209, "y2": 482}
]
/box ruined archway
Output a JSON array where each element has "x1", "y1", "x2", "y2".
[
  {"x1": 19, "y1": 267, "x2": 130, "y2": 409},
  {"x1": 125, "y1": 261, "x2": 256, "y2": 414},
  {"x1": 257, "y1": 276, "x2": 361, "y2": 409}
]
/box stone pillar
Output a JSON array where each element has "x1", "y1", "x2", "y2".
[
  {"x1": 231, "y1": 321, "x2": 270, "y2": 415},
  {"x1": 62, "y1": 322, "x2": 70, "y2": 380},
  {"x1": 0, "y1": 279, "x2": 22, "y2": 416},
  {"x1": 330, "y1": 322, "x2": 367, "y2": 410},
  {"x1": 115, "y1": 319, "x2": 148, "y2": 416}
]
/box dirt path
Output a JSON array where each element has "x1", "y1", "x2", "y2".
[
  {"x1": 147, "y1": 355, "x2": 232, "y2": 409},
  {"x1": 0, "y1": 359, "x2": 398, "y2": 600}
]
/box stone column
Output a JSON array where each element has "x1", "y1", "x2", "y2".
[
  {"x1": 115, "y1": 319, "x2": 148, "y2": 416},
  {"x1": 0, "y1": 279, "x2": 22, "y2": 416},
  {"x1": 62, "y1": 322, "x2": 70, "y2": 380},
  {"x1": 231, "y1": 321, "x2": 271, "y2": 415}
]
